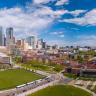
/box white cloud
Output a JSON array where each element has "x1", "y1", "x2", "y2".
[
  {"x1": 32, "y1": 6, "x2": 67, "y2": 18},
  {"x1": 50, "y1": 31, "x2": 64, "y2": 38},
  {"x1": 55, "y1": 0, "x2": 69, "y2": 6},
  {"x1": 0, "y1": 2, "x2": 87, "y2": 41},
  {"x1": 74, "y1": 35, "x2": 96, "y2": 46},
  {"x1": 67, "y1": 10, "x2": 86, "y2": 17},
  {"x1": 33, "y1": 0, "x2": 50, "y2": 4},
  {"x1": 50, "y1": 31, "x2": 63, "y2": 35},
  {"x1": 63, "y1": 18, "x2": 86, "y2": 25},
  {"x1": 61, "y1": 9, "x2": 96, "y2": 26},
  {"x1": 54, "y1": 10, "x2": 68, "y2": 17},
  {"x1": 0, "y1": 7, "x2": 53, "y2": 38},
  {"x1": 47, "y1": 40, "x2": 64, "y2": 46},
  {"x1": 33, "y1": 0, "x2": 56, "y2": 4},
  {"x1": 48, "y1": 35, "x2": 96, "y2": 47},
  {"x1": 77, "y1": 35, "x2": 96, "y2": 40},
  {"x1": 59, "y1": 34, "x2": 64, "y2": 37},
  {"x1": 0, "y1": 4, "x2": 66, "y2": 39}
]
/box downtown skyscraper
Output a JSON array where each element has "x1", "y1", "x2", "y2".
[
  {"x1": 6, "y1": 27, "x2": 14, "y2": 46},
  {"x1": 26, "y1": 36, "x2": 37, "y2": 49},
  {"x1": 0, "y1": 27, "x2": 5, "y2": 46}
]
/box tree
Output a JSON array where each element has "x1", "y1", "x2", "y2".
[
  {"x1": 53, "y1": 64, "x2": 63, "y2": 72},
  {"x1": 14, "y1": 56, "x2": 22, "y2": 63}
]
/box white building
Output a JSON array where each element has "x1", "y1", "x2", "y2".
[
  {"x1": 0, "y1": 46, "x2": 8, "y2": 54},
  {"x1": 37, "y1": 39, "x2": 43, "y2": 49},
  {"x1": 26, "y1": 36, "x2": 37, "y2": 49},
  {"x1": 79, "y1": 47, "x2": 90, "y2": 52},
  {"x1": 0, "y1": 52, "x2": 11, "y2": 64}
]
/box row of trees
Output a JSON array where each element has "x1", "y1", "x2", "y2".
[{"x1": 13, "y1": 56, "x2": 64, "y2": 72}]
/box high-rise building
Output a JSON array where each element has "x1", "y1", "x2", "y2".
[
  {"x1": 37, "y1": 39, "x2": 43, "y2": 49},
  {"x1": 52, "y1": 44, "x2": 58, "y2": 49},
  {"x1": 6, "y1": 27, "x2": 14, "y2": 46},
  {"x1": 16, "y1": 40, "x2": 22, "y2": 46},
  {"x1": 18, "y1": 39, "x2": 29, "y2": 51},
  {"x1": 42, "y1": 41, "x2": 46, "y2": 49},
  {"x1": 2, "y1": 34, "x2": 6, "y2": 46},
  {"x1": 13, "y1": 37, "x2": 15, "y2": 44},
  {"x1": 37, "y1": 39, "x2": 46, "y2": 49},
  {"x1": 26, "y1": 36, "x2": 36, "y2": 49},
  {"x1": 0, "y1": 27, "x2": 3, "y2": 46},
  {"x1": 3, "y1": 36, "x2": 6, "y2": 46}
]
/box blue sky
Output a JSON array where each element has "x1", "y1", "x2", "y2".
[{"x1": 0, "y1": 0, "x2": 96, "y2": 46}]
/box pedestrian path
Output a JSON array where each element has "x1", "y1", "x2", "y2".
[{"x1": 17, "y1": 80, "x2": 59, "y2": 96}]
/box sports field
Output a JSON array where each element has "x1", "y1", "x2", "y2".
[
  {"x1": 0, "y1": 69, "x2": 43, "y2": 90},
  {"x1": 28, "y1": 85, "x2": 92, "y2": 96}
]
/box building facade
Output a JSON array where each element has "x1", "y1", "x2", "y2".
[
  {"x1": 6, "y1": 27, "x2": 14, "y2": 46},
  {"x1": 26, "y1": 36, "x2": 36, "y2": 49},
  {"x1": 0, "y1": 27, "x2": 3, "y2": 46}
]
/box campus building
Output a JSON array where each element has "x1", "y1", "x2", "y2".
[
  {"x1": 65, "y1": 57, "x2": 96, "y2": 77},
  {"x1": 0, "y1": 52, "x2": 11, "y2": 64}
]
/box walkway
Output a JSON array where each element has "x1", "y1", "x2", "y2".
[{"x1": 17, "y1": 80, "x2": 59, "y2": 96}]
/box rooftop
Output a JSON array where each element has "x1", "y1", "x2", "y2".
[{"x1": 0, "y1": 52, "x2": 9, "y2": 57}]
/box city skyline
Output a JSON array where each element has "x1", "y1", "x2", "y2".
[
  {"x1": 0, "y1": 0, "x2": 96, "y2": 46},
  {"x1": 0, "y1": 26, "x2": 48, "y2": 50}
]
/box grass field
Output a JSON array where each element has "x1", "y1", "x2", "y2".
[
  {"x1": 64, "y1": 73, "x2": 78, "y2": 79},
  {"x1": 0, "y1": 69, "x2": 43, "y2": 90},
  {"x1": 28, "y1": 85, "x2": 92, "y2": 96},
  {"x1": 20, "y1": 60, "x2": 64, "y2": 73}
]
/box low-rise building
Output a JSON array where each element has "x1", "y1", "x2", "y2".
[{"x1": 0, "y1": 52, "x2": 11, "y2": 64}]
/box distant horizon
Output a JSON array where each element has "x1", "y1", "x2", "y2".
[{"x1": 1, "y1": 26, "x2": 96, "y2": 47}]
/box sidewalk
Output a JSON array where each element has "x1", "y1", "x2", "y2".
[{"x1": 17, "y1": 80, "x2": 59, "y2": 96}]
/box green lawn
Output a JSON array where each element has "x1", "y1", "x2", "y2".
[
  {"x1": 21, "y1": 63, "x2": 53, "y2": 72},
  {"x1": 91, "y1": 85, "x2": 96, "y2": 93},
  {"x1": 64, "y1": 73, "x2": 78, "y2": 79},
  {"x1": 28, "y1": 85, "x2": 92, "y2": 96},
  {"x1": 19, "y1": 60, "x2": 64, "y2": 73},
  {"x1": 0, "y1": 69, "x2": 43, "y2": 90}
]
